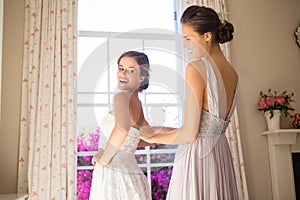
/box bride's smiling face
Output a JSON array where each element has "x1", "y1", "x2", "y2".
[{"x1": 117, "y1": 56, "x2": 145, "y2": 92}]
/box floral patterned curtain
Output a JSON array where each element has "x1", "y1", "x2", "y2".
[
  {"x1": 184, "y1": 1, "x2": 249, "y2": 199},
  {"x1": 17, "y1": 0, "x2": 77, "y2": 199}
]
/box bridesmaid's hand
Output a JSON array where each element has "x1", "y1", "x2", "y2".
[
  {"x1": 139, "y1": 126, "x2": 154, "y2": 139},
  {"x1": 141, "y1": 136, "x2": 155, "y2": 144},
  {"x1": 92, "y1": 148, "x2": 104, "y2": 166}
]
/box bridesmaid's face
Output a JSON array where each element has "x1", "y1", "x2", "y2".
[
  {"x1": 117, "y1": 56, "x2": 145, "y2": 92},
  {"x1": 182, "y1": 23, "x2": 210, "y2": 59}
]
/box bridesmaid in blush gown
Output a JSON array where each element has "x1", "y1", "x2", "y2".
[
  {"x1": 89, "y1": 51, "x2": 152, "y2": 200},
  {"x1": 140, "y1": 6, "x2": 239, "y2": 200}
]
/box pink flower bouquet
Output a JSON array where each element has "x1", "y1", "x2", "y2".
[{"x1": 257, "y1": 89, "x2": 295, "y2": 119}]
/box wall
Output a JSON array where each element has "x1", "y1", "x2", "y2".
[
  {"x1": 0, "y1": 0, "x2": 24, "y2": 193},
  {"x1": 1, "y1": 0, "x2": 300, "y2": 199},
  {"x1": 227, "y1": 0, "x2": 300, "y2": 199}
]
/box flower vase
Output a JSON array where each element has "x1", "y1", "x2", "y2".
[{"x1": 264, "y1": 110, "x2": 281, "y2": 131}]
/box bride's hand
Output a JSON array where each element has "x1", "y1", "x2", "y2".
[{"x1": 92, "y1": 148, "x2": 104, "y2": 166}]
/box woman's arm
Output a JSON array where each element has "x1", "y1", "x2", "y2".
[
  {"x1": 152, "y1": 126, "x2": 177, "y2": 133},
  {"x1": 96, "y1": 93, "x2": 131, "y2": 166},
  {"x1": 137, "y1": 140, "x2": 156, "y2": 147},
  {"x1": 138, "y1": 126, "x2": 176, "y2": 147},
  {"x1": 142, "y1": 62, "x2": 206, "y2": 144}
]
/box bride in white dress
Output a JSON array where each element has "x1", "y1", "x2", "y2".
[{"x1": 89, "y1": 51, "x2": 151, "y2": 200}]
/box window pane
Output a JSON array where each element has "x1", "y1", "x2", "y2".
[
  {"x1": 150, "y1": 144, "x2": 177, "y2": 150},
  {"x1": 77, "y1": 170, "x2": 93, "y2": 199},
  {"x1": 78, "y1": 93, "x2": 110, "y2": 104},
  {"x1": 144, "y1": 41, "x2": 177, "y2": 71},
  {"x1": 78, "y1": 0, "x2": 175, "y2": 32},
  {"x1": 78, "y1": 37, "x2": 109, "y2": 92},
  {"x1": 78, "y1": 107, "x2": 99, "y2": 128},
  {"x1": 151, "y1": 166, "x2": 173, "y2": 199},
  {"x1": 146, "y1": 94, "x2": 178, "y2": 104},
  {"x1": 108, "y1": 38, "x2": 144, "y2": 61},
  {"x1": 147, "y1": 106, "x2": 180, "y2": 128},
  {"x1": 148, "y1": 65, "x2": 180, "y2": 94},
  {"x1": 77, "y1": 107, "x2": 109, "y2": 128},
  {"x1": 94, "y1": 107, "x2": 111, "y2": 125},
  {"x1": 95, "y1": 69, "x2": 109, "y2": 93},
  {"x1": 135, "y1": 154, "x2": 147, "y2": 164},
  {"x1": 150, "y1": 153, "x2": 175, "y2": 164},
  {"x1": 78, "y1": 37, "x2": 108, "y2": 72}
]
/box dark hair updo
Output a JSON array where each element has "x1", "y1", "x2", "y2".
[
  {"x1": 180, "y1": 5, "x2": 234, "y2": 44},
  {"x1": 117, "y1": 51, "x2": 150, "y2": 92}
]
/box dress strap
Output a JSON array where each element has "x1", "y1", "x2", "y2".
[
  {"x1": 226, "y1": 81, "x2": 239, "y2": 120},
  {"x1": 201, "y1": 58, "x2": 220, "y2": 118}
]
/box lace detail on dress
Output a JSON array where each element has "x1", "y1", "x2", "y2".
[
  {"x1": 99, "y1": 112, "x2": 140, "y2": 153},
  {"x1": 89, "y1": 112, "x2": 151, "y2": 200},
  {"x1": 98, "y1": 113, "x2": 143, "y2": 173}
]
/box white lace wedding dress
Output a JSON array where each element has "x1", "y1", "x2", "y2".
[{"x1": 89, "y1": 113, "x2": 151, "y2": 200}]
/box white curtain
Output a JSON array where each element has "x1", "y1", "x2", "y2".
[
  {"x1": 183, "y1": 1, "x2": 249, "y2": 199},
  {"x1": 17, "y1": 0, "x2": 77, "y2": 199}
]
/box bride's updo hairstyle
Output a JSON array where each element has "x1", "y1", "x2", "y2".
[{"x1": 181, "y1": 5, "x2": 234, "y2": 44}]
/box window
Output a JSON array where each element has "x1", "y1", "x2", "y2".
[{"x1": 76, "y1": 1, "x2": 185, "y2": 199}]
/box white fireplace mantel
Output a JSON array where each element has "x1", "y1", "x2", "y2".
[{"x1": 262, "y1": 129, "x2": 300, "y2": 200}]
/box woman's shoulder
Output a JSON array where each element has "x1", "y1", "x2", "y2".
[
  {"x1": 113, "y1": 92, "x2": 130, "y2": 102},
  {"x1": 189, "y1": 59, "x2": 206, "y2": 69},
  {"x1": 113, "y1": 92, "x2": 131, "y2": 114},
  {"x1": 186, "y1": 60, "x2": 207, "y2": 84},
  {"x1": 225, "y1": 62, "x2": 239, "y2": 85}
]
